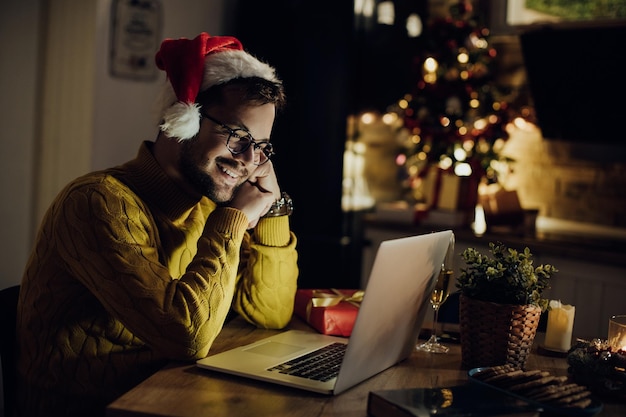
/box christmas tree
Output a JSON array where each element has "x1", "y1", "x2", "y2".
[{"x1": 391, "y1": 1, "x2": 519, "y2": 202}]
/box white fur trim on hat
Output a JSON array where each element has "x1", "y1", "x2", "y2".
[
  {"x1": 201, "y1": 50, "x2": 279, "y2": 90},
  {"x1": 155, "y1": 49, "x2": 280, "y2": 141}
]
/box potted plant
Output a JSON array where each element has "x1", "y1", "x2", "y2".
[{"x1": 456, "y1": 242, "x2": 558, "y2": 370}]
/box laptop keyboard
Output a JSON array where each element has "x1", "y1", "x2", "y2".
[{"x1": 267, "y1": 342, "x2": 346, "y2": 382}]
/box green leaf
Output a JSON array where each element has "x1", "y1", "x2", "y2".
[{"x1": 457, "y1": 242, "x2": 558, "y2": 311}]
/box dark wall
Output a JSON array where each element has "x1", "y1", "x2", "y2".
[
  {"x1": 352, "y1": 0, "x2": 429, "y2": 113},
  {"x1": 520, "y1": 24, "x2": 626, "y2": 145},
  {"x1": 227, "y1": 1, "x2": 430, "y2": 288},
  {"x1": 230, "y1": 0, "x2": 359, "y2": 288}
]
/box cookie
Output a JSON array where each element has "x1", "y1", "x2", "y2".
[
  {"x1": 496, "y1": 370, "x2": 548, "y2": 389},
  {"x1": 553, "y1": 389, "x2": 592, "y2": 405},
  {"x1": 472, "y1": 365, "x2": 516, "y2": 380},
  {"x1": 529, "y1": 383, "x2": 586, "y2": 402},
  {"x1": 565, "y1": 398, "x2": 593, "y2": 409},
  {"x1": 483, "y1": 369, "x2": 525, "y2": 384}
]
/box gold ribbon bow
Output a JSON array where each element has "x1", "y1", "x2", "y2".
[{"x1": 305, "y1": 289, "x2": 364, "y2": 322}]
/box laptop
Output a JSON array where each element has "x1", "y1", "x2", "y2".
[{"x1": 196, "y1": 230, "x2": 453, "y2": 395}]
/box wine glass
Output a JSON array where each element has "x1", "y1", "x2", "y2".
[{"x1": 417, "y1": 234, "x2": 455, "y2": 353}]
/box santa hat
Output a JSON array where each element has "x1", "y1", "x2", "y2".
[{"x1": 154, "y1": 32, "x2": 280, "y2": 140}]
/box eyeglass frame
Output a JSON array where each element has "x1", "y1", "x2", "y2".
[{"x1": 202, "y1": 112, "x2": 274, "y2": 165}]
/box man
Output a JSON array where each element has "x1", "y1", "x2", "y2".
[{"x1": 16, "y1": 33, "x2": 298, "y2": 417}]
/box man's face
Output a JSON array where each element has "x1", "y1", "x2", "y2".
[{"x1": 179, "y1": 100, "x2": 276, "y2": 203}]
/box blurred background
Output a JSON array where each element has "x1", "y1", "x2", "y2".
[{"x1": 2, "y1": 0, "x2": 626, "y2": 293}]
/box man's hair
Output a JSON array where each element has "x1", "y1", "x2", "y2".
[{"x1": 196, "y1": 77, "x2": 287, "y2": 112}]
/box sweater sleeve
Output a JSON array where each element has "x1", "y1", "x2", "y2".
[
  {"x1": 54, "y1": 176, "x2": 250, "y2": 360},
  {"x1": 232, "y1": 215, "x2": 299, "y2": 329}
]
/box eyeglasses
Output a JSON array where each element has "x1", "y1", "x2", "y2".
[{"x1": 202, "y1": 113, "x2": 274, "y2": 165}]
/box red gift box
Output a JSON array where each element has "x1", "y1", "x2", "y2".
[{"x1": 293, "y1": 289, "x2": 363, "y2": 337}]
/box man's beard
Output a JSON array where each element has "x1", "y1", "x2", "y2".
[{"x1": 179, "y1": 141, "x2": 241, "y2": 203}]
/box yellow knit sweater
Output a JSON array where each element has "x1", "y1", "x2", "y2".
[{"x1": 16, "y1": 141, "x2": 298, "y2": 416}]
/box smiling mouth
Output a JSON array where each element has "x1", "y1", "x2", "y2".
[
  {"x1": 217, "y1": 160, "x2": 248, "y2": 182},
  {"x1": 220, "y1": 165, "x2": 239, "y2": 179}
]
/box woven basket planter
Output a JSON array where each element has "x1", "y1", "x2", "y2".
[{"x1": 459, "y1": 294, "x2": 542, "y2": 370}]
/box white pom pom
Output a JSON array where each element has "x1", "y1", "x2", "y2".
[{"x1": 159, "y1": 102, "x2": 201, "y2": 140}]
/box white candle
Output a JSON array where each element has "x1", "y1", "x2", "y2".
[{"x1": 544, "y1": 300, "x2": 575, "y2": 352}]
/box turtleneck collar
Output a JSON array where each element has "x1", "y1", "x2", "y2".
[{"x1": 117, "y1": 141, "x2": 215, "y2": 219}]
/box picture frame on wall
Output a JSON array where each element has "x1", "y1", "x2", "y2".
[
  {"x1": 484, "y1": 0, "x2": 626, "y2": 35},
  {"x1": 109, "y1": 0, "x2": 162, "y2": 81}
]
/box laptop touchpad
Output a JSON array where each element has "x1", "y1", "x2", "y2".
[{"x1": 244, "y1": 341, "x2": 304, "y2": 357}]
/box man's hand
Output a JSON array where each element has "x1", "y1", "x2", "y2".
[
  {"x1": 247, "y1": 161, "x2": 281, "y2": 200},
  {"x1": 229, "y1": 181, "x2": 275, "y2": 229},
  {"x1": 228, "y1": 162, "x2": 283, "y2": 228}
]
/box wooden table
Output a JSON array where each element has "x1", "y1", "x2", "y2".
[{"x1": 106, "y1": 316, "x2": 624, "y2": 417}]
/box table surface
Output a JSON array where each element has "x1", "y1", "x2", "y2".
[{"x1": 106, "y1": 316, "x2": 624, "y2": 417}]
